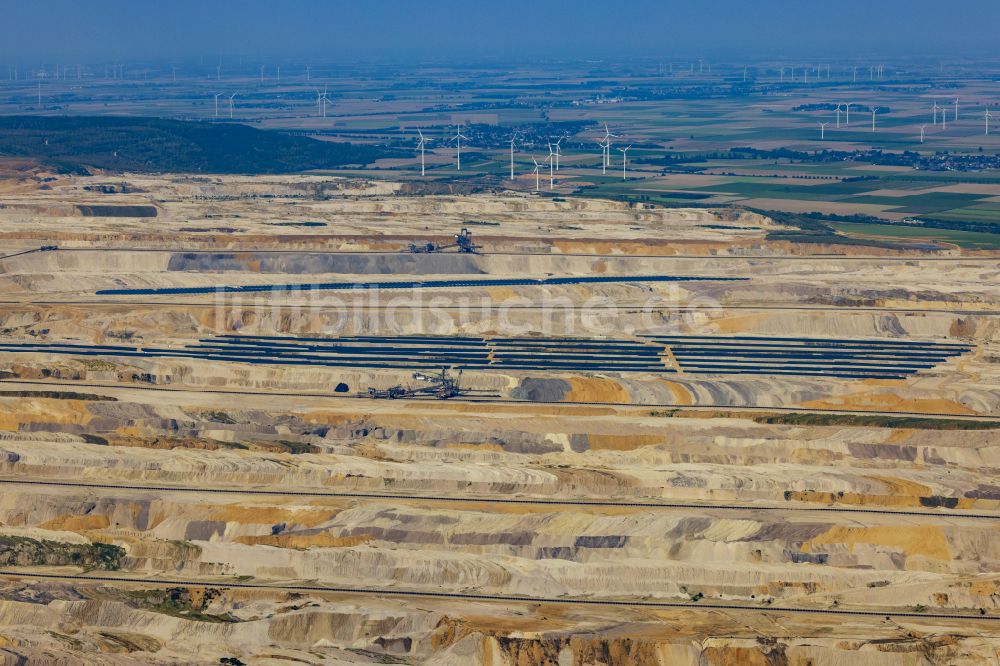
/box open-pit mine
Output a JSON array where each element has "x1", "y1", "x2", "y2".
[{"x1": 0, "y1": 166, "x2": 999, "y2": 664}]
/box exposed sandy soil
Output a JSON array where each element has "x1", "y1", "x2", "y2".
[{"x1": 0, "y1": 170, "x2": 999, "y2": 664}]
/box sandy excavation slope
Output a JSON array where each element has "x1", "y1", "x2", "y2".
[{"x1": 0, "y1": 169, "x2": 999, "y2": 663}]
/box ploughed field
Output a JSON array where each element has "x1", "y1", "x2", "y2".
[{"x1": 0, "y1": 168, "x2": 998, "y2": 664}]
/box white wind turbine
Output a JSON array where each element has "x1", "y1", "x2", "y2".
[
  {"x1": 920, "y1": 124, "x2": 927, "y2": 143},
  {"x1": 619, "y1": 145, "x2": 632, "y2": 180},
  {"x1": 305, "y1": 65, "x2": 311, "y2": 81},
  {"x1": 508, "y1": 134, "x2": 518, "y2": 180},
  {"x1": 986, "y1": 110, "x2": 993, "y2": 135},
  {"x1": 601, "y1": 122, "x2": 617, "y2": 170},
  {"x1": 451, "y1": 126, "x2": 469, "y2": 171},
  {"x1": 259, "y1": 65, "x2": 265, "y2": 84},
  {"x1": 546, "y1": 143, "x2": 556, "y2": 189},
  {"x1": 844, "y1": 102, "x2": 852, "y2": 126},
  {"x1": 320, "y1": 87, "x2": 329, "y2": 117},
  {"x1": 819, "y1": 122, "x2": 829, "y2": 140},
  {"x1": 871, "y1": 107, "x2": 878, "y2": 132},
  {"x1": 932, "y1": 101, "x2": 939, "y2": 125},
  {"x1": 597, "y1": 135, "x2": 609, "y2": 174},
  {"x1": 953, "y1": 98, "x2": 959, "y2": 121},
  {"x1": 228, "y1": 92, "x2": 239, "y2": 119},
  {"x1": 941, "y1": 105, "x2": 947, "y2": 129},
  {"x1": 835, "y1": 104, "x2": 842, "y2": 128},
  {"x1": 552, "y1": 136, "x2": 564, "y2": 171},
  {"x1": 213, "y1": 92, "x2": 223, "y2": 118},
  {"x1": 416, "y1": 129, "x2": 431, "y2": 176},
  {"x1": 531, "y1": 158, "x2": 542, "y2": 191}
]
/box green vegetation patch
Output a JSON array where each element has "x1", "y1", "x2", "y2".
[
  {"x1": 848, "y1": 192, "x2": 991, "y2": 214},
  {"x1": 0, "y1": 390, "x2": 117, "y2": 401},
  {"x1": 829, "y1": 222, "x2": 1000, "y2": 249},
  {"x1": 650, "y1": 410, "x2": 1000, "y2": 430},
  {"x1": 0, "y1": 536, "x2": 125, "y2": 570},
  {"x1": 752, "y1": 412, "x2": 1000, "y2": 430},
  {"x1": 0, "y1": 116, "x2": 401, "y2": 174},
  {"x1": 123, "y1": 587, "x2": 237, "y2": 623}
]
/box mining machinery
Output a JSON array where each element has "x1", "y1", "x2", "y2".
[
  {"x1": 407, "y1": 227, "x2": 482, "y2": 254},
  {"x1": 365, "y1": 368, "x2": 464, "y2": 400}
]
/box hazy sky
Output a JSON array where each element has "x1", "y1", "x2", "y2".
[{"x1": 3, "y1": 0, "x2": 997, "y2": 63}]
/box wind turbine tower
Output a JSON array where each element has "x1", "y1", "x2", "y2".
[
  {"x1": 531, "y1": 158, "x2": 542, "y2": 191},
  {"x1": 416, "y1": 129, "x2": 430, "y2": 176},
  {"x1": 619, "y1": 145, "x2": 631, "y2": 180},
  {"x1": 546, "y1": 143, "x2": 555, "y2": 189},
  {"x1": 920, "y1": 124, "x2": 927, "y2": 143},
  {"x1": 213, "y1": 92, "x2": 223, "y2": 118},
  {"x1": 228, "y1": 92, "x2": 238, "y2": 119},
  {"x1": 451, "y1": 127, "x2": 469, "y2": 171},
  {"x1": 871, "y1": 107, "x2": 878, "y2": 133},
  {"x1": 986, "y1": 110, "x2": 993, "y2": 135},
  {"x1": 508, "y1": 134, "x2": 517, "y2": 180},
  {"x1": 819, "y1": 122, "x2": 829, "y2": 140},
  {"x1": 835, "y1": 104, "x2": 842, "y2": 128}
]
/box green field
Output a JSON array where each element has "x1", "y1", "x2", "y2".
[{"x1": 829, "y1": 221, "x2": 1000, "y2": 249}]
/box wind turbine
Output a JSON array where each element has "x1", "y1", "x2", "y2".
[
  {"x1": 619, "y1": 145, "x2": 632, "y2": 180},
  {"x1": 871, "y1": 107, "x2": 878, "y2": 132},
  {"x1": 932, "y1": 101, "x2": 939, "y2": 125},
  {"x1": 986, "y1": 110, "x2": 993, "y2": 135},
  {"x1": 317, "y1": 87, "x2": 329, "y2": 117},
  {"x1": 601, "y1": 123, "x2": 617, "y2": 170},
  {"x1": 531, "y1": 158, "x2": 542, "y2": 191},
  {"x1": 259, "y1": 65, "x2": 265, "y2": 84},
  {"x1": 451, "y1": 126, "x2": 469, "y2": 171},
  {"x1": 920, "y1": 124, "x2": 927, "y2": 143},
  {"x1": 819, "y1": 122, "x2": 829, "y2": 140},
  {"x1": 597, "y1": 136, "x2": 609, "y2": 174},
  {"x1": 508, "y1": 134, "x2": 518, "y2": 180},
  {"x1": 852, "y1": 66, "x2": 857, "y2": 82},
  {"x1": 305, "y1": 65, "x2": 311, "y2": 81},
  {"x1": 228, "y1": 92, "x2": 238, "y2": 119},
  {"x1": 213, "y1": 92, "x2": 223, "y2": 118},
  {"x1": 172, "y1": 66, "x2": 177, "y2": 83},
  {"x1": 779, "y1": 67, "x2": 784, "y2": 83},
  {"x1": 416, "y1": 129, "x2": 430, "y2": 176},
  {"x1": 844, "y1": 102, "x2": 852, "y2": 126},
  {"x1": 941, "y1": 105, "x2": 947, "y2": 129},
  {"x1": 546, "y1": 143, "x2": 556, "y2": 189},
  {"x1": 552, "y1": 136, "x2": 565, "y2": 171},
  {"x1": 953, "y1": 98, "x2": 959, "y2": 121},
  {"x1": 835, "y1": 104, "x2": 842, "y2": 128}
]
